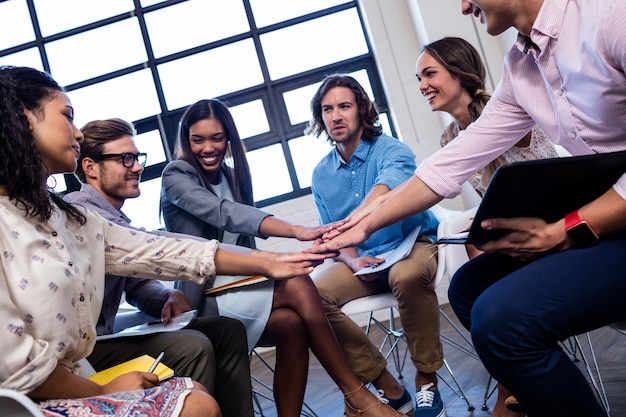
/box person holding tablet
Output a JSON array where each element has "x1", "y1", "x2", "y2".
[{"x1": 309, "y1": 1, "x2": 626, "y2": 416}]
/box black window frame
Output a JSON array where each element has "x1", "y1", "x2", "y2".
[{"x1": 1, "y1": 0, "x2": 394, "y2": 208}]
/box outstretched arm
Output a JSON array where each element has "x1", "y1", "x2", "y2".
[
  {"x1": 214, "y1": 246, "x2": 334, "y2": 280},
  {"x1": 249, "y1": 248, "x2": 337, "y2": 265},
  {"x1": 311, "y1": 175, "x2": 442, "y2": 253},
  {"x1": 258, "y1": 216, "x2": 346, "y2": 241}
]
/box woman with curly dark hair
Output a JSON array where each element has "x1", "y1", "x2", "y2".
[{"x1": 0, "y1": 65, "x2": 334, "y2": 417}]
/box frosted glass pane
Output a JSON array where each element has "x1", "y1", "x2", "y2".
[
  {"x1": 229, "y1": 100, "x2": 269, "y2": 140},
  {"x1": 0, "y1": 0, "x2": 34, "y2": 49},
  {"x1": 49, "y1": 174, "x2": 67, "y2": 193},
  {"x1": 246, "y1": 144, "x2": 292, "y2": 201},
  {"x1": 284, "y1": 69, "x2": 373, "y2": 126},
  {"x1": 68, "y1": 70, "x2": 160, "y2": 128},
  {"x1": 379, "y1": 113, "x2": 393, "y2": 137},
  {"x1": 145, "y1": 0, "x2": 248, "y2": 58},
  {"x1": 251, "y1": 0, "x2": 348, "y2": 27},
  {"x1": 46, "y1": 19, "x2": 147, "y2": 86},
  {"x1": 288, "y1": 135, "x2": 334, "y2": 189},
  {"x1": 261, "y1": 9, "x2": 367, "y2": 80},
  {"x1": 34, "y1": 0, "x2": 133, "y2": 36},
  {"x1": 135, "y1": 130, "x2": 166, "y2": 166},
  {"x1": 0, "y1": 48, "x2": 43, "y2": 70},
  {"x1": 122, "y1": 177, "x2": 164, "y2": 231},
  {"x1": 159, "y1": 40, "x2": 263, "y2": 111},
  {"x1": 350, "y1": 69, "x2": 374, "y2": 100},
  {"x1": 284, "y1": 83, "x2": 322, "y2": 126}
]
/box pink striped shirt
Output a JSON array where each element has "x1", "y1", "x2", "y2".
[{"x1": 417, "y1": 0, "x2": 626, "y2": 200}]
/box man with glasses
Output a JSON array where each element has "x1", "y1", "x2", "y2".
[
  {"x1": 94, "y1": 151, "x2": 148, "y2": 168},
  {"x1": 65, "y1": 118, "x2": 254, "y2": 417}
]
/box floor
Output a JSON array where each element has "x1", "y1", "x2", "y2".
[{"x1": 249, "y1": 304, "x2": 626, "y2": 417}]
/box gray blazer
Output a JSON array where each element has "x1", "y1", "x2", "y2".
[
  {"x1": 160, "y1": 159, "x2": 270, "y2": 249},
  {"x1": 160, "y1": 159, "x2": 272, "y2": 317}
]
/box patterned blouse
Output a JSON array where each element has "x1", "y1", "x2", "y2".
[
  {"x1": 0, "y1": 196, "x2": 218, "y2": 394},
  {"x1": 440, "y1": 122, "x2": 559, "y2": 195}
]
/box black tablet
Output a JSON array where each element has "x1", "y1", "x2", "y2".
[{"x1": 462, "y1": 150, "x2": 626, "y2": 245}]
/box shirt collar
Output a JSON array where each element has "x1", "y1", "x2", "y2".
[
  {"x1": 515, "y1": 0, "x2": 566, "y2": 55},
  {"x1": 80, "y1": 183, "x2": 132, "y2": 223},
  {"x1": 331, "y1": 138, "x2": 372, "y2": 170}
]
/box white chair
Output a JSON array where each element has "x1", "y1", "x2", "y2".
[
  {"x1": 433, "y1": 206, "x2": 503, "y2": 410},
  {"x1": 339, "y1": 203, "x2": 476, "y2": 411},
  {"x1": 0, "y1": 389, "x2": 44, "y2": 417},
  {"x1": 432, "y1": 206, "x2": 481, "y2": 359}
]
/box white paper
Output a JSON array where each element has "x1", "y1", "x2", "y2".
[
  {"x1": 97, "y1": 309, "x2": 197, "y2": 341},
  {"x1": 354, "y1": 226, "x2": 421, "y2": 276}
]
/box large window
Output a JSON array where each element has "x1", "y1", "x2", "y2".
[{"x1": 0, "y1": 0, "x2": 393, "y2": 230}]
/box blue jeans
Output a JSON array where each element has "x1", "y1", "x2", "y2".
[{"x1": 448, "y1": 238, "x2": 626, "y2": 417}]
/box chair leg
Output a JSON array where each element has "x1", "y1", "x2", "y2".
[
  {"x1": 249, "y1": 348, "x2": 320, "y2": 417},
  {"x1": 367, "y1": 307, "x2": 475, "y2": 411},
  {"x1": 369, "y1": 309, "x2": 408, "y2": 379},
  {"x1": 439, "y1": 308, "x2": 480, "y2": 360},
  {"x1": 440, "y1": 308, "x2": 498, "y2": 411},
  {"x1": 564, "y1": 334, "x2": 611, "y2": 416},
  {"x1": 436, "y1": 359, "x2": 475, "y2": 412},
  {"x1": 481, "y1": 376, "x2": 497, "y2": 411}
]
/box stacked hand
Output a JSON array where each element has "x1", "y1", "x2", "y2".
[
  {"x1": 293, "y1": 219, "x2": 348, "y2": 241},
  {"x1": 264, "y1": 250, "x2": 339, "y2": 280}
]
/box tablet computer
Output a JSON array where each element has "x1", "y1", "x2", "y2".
[{"x1": 460, "y1": 150, "x2": 626, "y2": 245}]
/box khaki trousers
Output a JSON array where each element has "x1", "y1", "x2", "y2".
[{"x1": 314, "y1": 238, "x2": 443, "y2": 383}]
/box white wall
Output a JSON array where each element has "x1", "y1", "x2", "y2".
[{"x1": 257, "y1": 0, "x2": 519, "y2": 304}]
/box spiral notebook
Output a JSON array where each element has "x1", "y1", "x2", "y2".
[{"x1": 436, "y1": 150, "x2": 626, "y2": 245}]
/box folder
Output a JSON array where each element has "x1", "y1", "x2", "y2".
[{"x1": 203, "y1": 275, "x2": 268, "y2": 296}]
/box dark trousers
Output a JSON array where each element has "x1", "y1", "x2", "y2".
[
  {"x1": 448, "y1": 238, "x2": 626, "y2": 417},
  {"x1": 89, "y1": 316, "x2": 253, "y2": 417}
]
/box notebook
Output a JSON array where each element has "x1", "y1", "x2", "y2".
[
  {"x1": 86, "y1": 354, "x2": 174, "y2": 385},
  {"x1": 437, "y1": 150, "x2": 626, "y2": 245}
]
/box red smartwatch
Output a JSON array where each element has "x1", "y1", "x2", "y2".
[{"x1": 565, "y1": 210, "x2": 599, "y2": 248}]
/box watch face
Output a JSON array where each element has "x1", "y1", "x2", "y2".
[{"x1": 568, "y1": 222, "x2": 599, "y2": 248}]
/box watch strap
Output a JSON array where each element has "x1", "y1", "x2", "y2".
[
  {"x1": 565, "y1": 210, "x2": 585, "y2": 230},
  {"x1": 565, "y1": 209, "x2": 600, "y2": 247}
]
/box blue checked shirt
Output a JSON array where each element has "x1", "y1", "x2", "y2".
[{"x1": 312, "y1": 134, "x2": 438, "y2": 258}]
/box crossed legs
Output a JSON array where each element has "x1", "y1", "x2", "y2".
[{"x1": 258, "y1": 275, "x2": 404, "y2": 417}]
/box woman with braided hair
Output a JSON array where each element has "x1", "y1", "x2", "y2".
[
  {"x1": 417, "y1": 36, "x2": 558, "y2": 197},
  {"x1": 415, "y1": 37, "x2": 559, "y2": 417}
]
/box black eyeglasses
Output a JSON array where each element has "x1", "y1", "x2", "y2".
[{"x1": 95, "y1": 152, "x2": 147, "y2": 168}]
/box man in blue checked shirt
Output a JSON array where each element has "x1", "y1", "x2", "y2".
[{"x1": 307, "y1": 74, "x2": 445, "y2": 417}]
